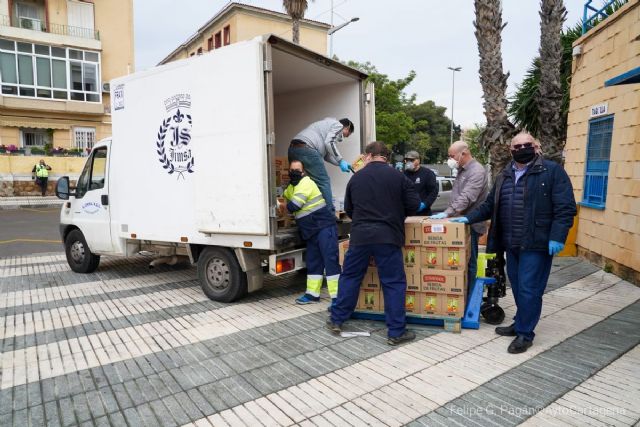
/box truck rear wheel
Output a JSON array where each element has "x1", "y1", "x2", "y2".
[
  {"x1": 65, "y1": 229, "x2": 100, "y2": 273},
  {"x1": 197, "y1": 247, "x2": 247, "y2": 302}
]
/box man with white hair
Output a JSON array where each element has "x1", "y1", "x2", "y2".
[{"x1": 430, "y1": 140, "x2": 488, "y2": 286}]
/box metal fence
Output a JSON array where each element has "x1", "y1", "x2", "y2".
[{"x1": 0, "y1": 15, "x2": 99, "y2": 40}]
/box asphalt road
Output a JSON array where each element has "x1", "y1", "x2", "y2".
[{"x1": 0, "y1": 207, "x2": 63, "y2": 257}]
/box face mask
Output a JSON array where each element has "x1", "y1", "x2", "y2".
[
  {"x1": 288, "y1": 170, "x2": 303, "y2": 186},
  {"x1": 404, "y1": 162, "x2": 415, "y2": 172},
  {"x1": 447, "y1": 157, "x2": 459, "y2": 170},
  {"x1": 511, "y1": 146, "x2": 536, "y2": 164}
]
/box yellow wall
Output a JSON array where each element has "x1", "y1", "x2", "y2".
[
  {"x1": 565, "y1": 0, "x2": 640, "y2": 274},
  {"x1": 0, "y1": 154, "x2": 86, "y2": 174}
]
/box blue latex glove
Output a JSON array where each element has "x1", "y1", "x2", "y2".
[
  {"x1": 429, "y1": 212, "x2": 448, "y2": 219},
  {"x1": 450, "y1": 217, "x2": 469, "y2": 223},
  {"x1": 417, "y1": 202, "x2": 426, "y2": 213},
  {"x1": 339, "y1": 160, "x2": 350, "y2": 173},
  {"x1": 549, "y1": 240, "x2": 564, "y2": 256}
]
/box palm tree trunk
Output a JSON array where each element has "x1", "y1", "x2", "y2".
[
  {"x1": 474, "y1": 0, "x2": 518, "y2": 181},
  {"x1": 292, "y1": 18, "x2": 300, "y2": 44},
  {"x1": 538, "y1": 0, "x2": 567, "y2": 164}
]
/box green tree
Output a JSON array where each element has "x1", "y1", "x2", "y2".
[
  {"x1": 463, "y1": 123, "x2": 489, "y2": 164},
  {"x1": 406, "y1": 101, "x2": 459, "y2": 163}
]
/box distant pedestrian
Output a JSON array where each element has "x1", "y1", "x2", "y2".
[
  {"x1": 328, "y1": 141, "x2": 421, "y2": 345},
  {"x1": 32, "y1": 159, "x2": 52, "y2": 197},
  {"x1": 403, "y1": 150, "x2": 437, "y2": 215}
]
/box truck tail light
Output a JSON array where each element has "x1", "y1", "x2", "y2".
[{"x1": 276, "y1": 258, "x2": 295, "y2": 274}]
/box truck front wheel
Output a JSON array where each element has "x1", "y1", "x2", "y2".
[
  {"x1": 197, "y1": 247, "x2": 247, "y2": 302},
  {"x1": 65, "y1": 229, "x2": 100, "y2": 273}
]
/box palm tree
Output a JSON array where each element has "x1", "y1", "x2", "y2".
[
  {"x1": 537, "y1": 0, "x2": 567, "y2": 164},
  {"x1": 283, "y1": 0, "x2": 309, "y2": 44},
  {"x1": 474, "y1": 0, "x2": 517, "y2": 180}
]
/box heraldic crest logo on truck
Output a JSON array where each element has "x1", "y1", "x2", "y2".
[{"x1": 156, "y1": 93, "x2": 195, "y2": 179}]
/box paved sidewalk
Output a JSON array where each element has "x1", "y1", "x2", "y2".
[
  {"x1": 0, "y1": 254, "x2": 638, "y2": 426},
  {"x1": 0, "y1": 196, "x2": 63, "y2": 209}
]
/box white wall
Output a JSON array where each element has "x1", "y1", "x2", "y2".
[{"x1": 274, "y1": 81, "x2": 362, "y2": 202}]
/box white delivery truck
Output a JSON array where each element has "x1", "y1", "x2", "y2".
[{"x1": 55, "y1": 35, "x2": 375, "y2": 302}]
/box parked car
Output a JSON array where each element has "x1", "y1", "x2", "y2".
[{"x1": 430, "y1": 176, "x2": 454, "y2": 213}]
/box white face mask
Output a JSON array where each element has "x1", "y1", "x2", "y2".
[
  {"x1": 404, "y1": 162, "x2": 415, "y2": 171},
  {"x1": 447, "y1": 157, "x2": 459, "y2": 170}
]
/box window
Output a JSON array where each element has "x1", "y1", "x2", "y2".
[
  {"x1": 74, "y1": 127, "x2": 95, "y2": 151},
  {"x1": 441, "y1": 180, "x2": 453, "y2": 192},
  {"x1": 214, "y1": 31, "x2": 222, "y2": 49},
  {"x1": 197, "y1": 47, "x2": 203, "y2": 55},
  {"x1": 0, "y1": 39, "x2": 101, "y2": 102},
  {"x1": 582, "y1": 115, "x2": 613, "y2": 209},
  {"x1": 207, "y1": 37, "x2": 214, "y2": 51},
  {"x1": 76, "y1": 146, "x2": 106, "y2": 198},
  {"x1": 67, "y1": 0, "x2": 95, "y2": 38},
  {"x1": 21, "y1": 128, "x2": 50, "y2": 147},
  {"x1": 15, "y1": 1, "x2": 45, "y2": 31},
  {"x1": 223, "y1": 26, "x2": 231, "y2": 45}
]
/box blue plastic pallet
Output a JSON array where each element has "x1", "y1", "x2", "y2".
[{"x1": 351, "y1": 277, "x2": 496, "y2": 332}]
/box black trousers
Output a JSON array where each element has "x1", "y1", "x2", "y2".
[{"x1": 37, "y1": 177, "x2": 48, "y2": 196}]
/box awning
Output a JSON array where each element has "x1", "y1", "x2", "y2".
[
  {"x1": 604, "y1": 66, "x2": 640, "y2": 86},
  {"x1": 0, "y1": 117, "x2": 71, "y2": 129}
]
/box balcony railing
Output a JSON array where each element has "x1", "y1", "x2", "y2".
[{"x1": 0, "y1": 15, "x2": 99, "y2": 40}]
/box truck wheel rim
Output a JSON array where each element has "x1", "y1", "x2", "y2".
[
  {"x1": 70, "y1": 241, "x2": 85, "y2": 263},
  {"x1": 206, "y1": 258, "x2": 230, "y2": 290}
]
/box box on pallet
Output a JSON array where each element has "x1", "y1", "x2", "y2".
[
  {"x1": 402, "y1": 246, "x2": 420, "y2": 267},
  {"x1": 405, "y1": 265, "x2": 421, "y2": 292},
  {"x1": 357, "y1": 289, "x2": 380, "y2": 311},
  {"x1": 442, "y1": 294, "x2": 465, "y2": 318},
  {"x1": 361, "y1": 267, "x2": 379, "y2": 289},
  {"x1": 422, "y1": 219, "x2": 469, "y2": 247},
  {"x1": 404, "y1": 216, "x2": 429, "y2": 246},
  {"x1": 442, "y1": 246, "x2": 468, "y2": 270},
  {"x1": 405, "y1": 291, "x2": 420, "y2": 314},
  {"x1": 421, "y1": 293, "x2": 439, "y2": 316},
  {"x1": 420, "y1": 269, "x2": 465, "y2": 294},
  {"x1": 420, "y1": 246, "x2": 441, "y2": 269}
]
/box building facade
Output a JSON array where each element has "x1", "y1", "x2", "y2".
[
  {"x1": 564, "y1": 0, "x2": 640, "y2": 283},
  {"x1": 159, "y1": 2, "x2": 330, "y2": 65}
]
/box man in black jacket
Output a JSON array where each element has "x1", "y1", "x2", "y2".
[
  {"x1": 328, "y1": 141, "x2": 421, "y2": 345},
  {"x1": 403, "y1": 150, "x2": 438, "y2": 215},
  {"x1": 452, "y1": 132, "x2": 576, "y2": 354}
]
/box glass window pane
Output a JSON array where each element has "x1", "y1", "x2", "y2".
[
  {"x1": 51, "y1": 47, "x2": 65, "y2": 58},
  {"x1": 70, "y1": 61, "x2": 82, "y2": 90},
  {"x1": 86, "y1": 93, "x2": 99, "y2": 102},
  {"x1": 36, "y1": 57, "x2": 51, "y2": 87},
  {"x1": 83, "y1": 62, "x2": 96, "y2": 92},
  {"x1": 17, "y1": 42, "x2": 32, "y2": 53},
  {"x1": 17, "y1": 55, "x2": 33, "y2": 85},
  {"x1": 90, "y1": 148, "x2": 106, "y2": 190},
  {"x1": 68, "y1": 49, "x2": 82, "y2": 60},
  {"x1": 70, "y1": 92, "x2": 84, "y2": 101},
  {"x1": 19, "y1": 87, "x2": 35, "y2": 96},
  {"x1": 84, "y1": 51, "x2": 98, "y2": 62},
  {"x1": 53, "y1": 90, "x2": 67, "y2": 99},
  {"x1": 52, "y1": 59, "x2": 66, "y2": 88},
  {"x1": 0, "y1": 39, "x2": 15, "y2": 51},
  {"x1": 36, "y1": 88, "x2": 51, "y2": 98},
  {"x1": 0, "y1": 52, "x2": 17, "y2": 84},
  {"x1": 2, "y1": 85, "x2": 17, "y2": 95},
  {"x1": 34, "y1": 44, "x2": 49, "y2": 55}
]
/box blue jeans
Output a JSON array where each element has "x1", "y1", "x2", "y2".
[
  {"x1": 331, "y1": 244, "x2": 407, "y2": 338},
  {"x1": 505, "y1": 248, "x2": 553, "y2": 341},
  {"x1": 468, "y1": 229, "x2": 479, "y2": 286},
  {"x1": 288, "y1": 145, "x2": 333, "y2": 211}
]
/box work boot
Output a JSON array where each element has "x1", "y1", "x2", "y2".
[
  {"x1": 495, "y1": 323, "x2": 517, "y2": 337},
  {"x1": 296, "y1": 294, "x2": 320, "y2": 304},
  {"x1": 507, "y1": 336, "x2": 533, "y2": 354},
  {"x1": 387, "y1": 330, "x2": 416, "y2": 346},
  {"x1": 325, "y1": 318, "x2": 341, "y2": 335}
]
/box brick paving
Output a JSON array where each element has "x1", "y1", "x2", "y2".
[{"x1": 0, "y1": 254, "x2": 638, "y2": 426}]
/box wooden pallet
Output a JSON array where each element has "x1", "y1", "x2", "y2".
[{"x1": 351, "y1": 310, "x2": 462, "y2": 333}]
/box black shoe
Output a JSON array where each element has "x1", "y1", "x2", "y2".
[
  {"x1": 495, "y1": 324, "x2": 517, "y2": 337},
  {"x1": 507, "y1": 336, "x2": 533, "y2": 354},
  {"x1": 325, "y1": 318, "x2": 342, "y2": 335},
  {"x1": 387, "y1": 330, "x2": 416, "y2": 346}
]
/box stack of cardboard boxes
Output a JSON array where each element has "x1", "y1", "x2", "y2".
[
  {"x1": 346, "y1": 218, "x2": 470, "y2": 319},
  {"x1": 275, "y1": 157, "x2": 294, "y2": 225}
]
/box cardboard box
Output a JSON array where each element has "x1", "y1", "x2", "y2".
[
  {"x1": 276, "y1": 197, "x2": 286, "y2": 218},
  {"x1": 420, "y1": 293, "x2": 439, "y2": 316},
  {"x1": 420, "y1": 246, "x2": 442, "y2": 269},
  {"x1": 442, "y1": 246, "x2": 468, "y2": 270},
  {"x1": 402, "y1": 246, "x2": 421, "y2": 268},
  {"x1": 361, "y1": 267, "x2": 380, "y2": 289},
  {"x1": 442, "y1": 293, "x2": 465, "y2": 318},
  {"x1": 275, "y1": 157, "x2": 288, "y2": 171},
  {"x1": 422, "y1": 219, "x2": 469, "y2": 247},
  {"x1": 405, "y1": 265, "x2": 422, "y2": 292},
  {"x1": 405, "y1": 216, "x2": 429, "y2": 246},
  {"x1": 351, "y1": 155, "x2": 365, "y2": 172},
  {"x1": 420, "y1": 269, "x2": 465, "y2": 294},
  {"x1": 405, "y1": 291, "x2": 420, "y2": 314},
  {"x1": 357, "y1": 289, "x2": 380, "y2": 311},
  {"x1": 338, "y1": 240, "x2": 349, "y2": 265},
  {"x1": 379, "y1": 290, "x2": 385, "y2": 311}
]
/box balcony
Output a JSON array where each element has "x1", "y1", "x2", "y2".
[{"x1": 0, "y1": 15, "x2": 99, "y2": 41}]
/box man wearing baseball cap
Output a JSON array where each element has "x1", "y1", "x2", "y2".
[{"x1": 404, "y1": 150, "x2": 438, "y2": 215}]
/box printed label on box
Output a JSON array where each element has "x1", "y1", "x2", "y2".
[
  {"x1": 421, "y1": 293, "x2": 439, "y2": 315},
  {"x1": 405, "y1": 291, "x2": 419, "y2": 313}
]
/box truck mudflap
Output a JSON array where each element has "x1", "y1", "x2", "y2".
[{"x1": 269, "y1": 248, "x2": 306, "y2": 276}]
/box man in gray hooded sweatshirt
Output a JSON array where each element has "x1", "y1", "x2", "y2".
[{"x1": 289, "y1": 117, "x2": 354, "y2": 210}]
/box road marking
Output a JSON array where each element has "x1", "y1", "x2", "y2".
[{"x1": 0, "y1": 238, "x2": 60, "y2": 245}]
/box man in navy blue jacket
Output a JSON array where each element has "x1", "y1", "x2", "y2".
[
  {"x1": 328, "y1": 141, "x2": 421, "y2": 345},
  {"x1": 453, "y1": 132, "x2": 576, "y2": 354}
]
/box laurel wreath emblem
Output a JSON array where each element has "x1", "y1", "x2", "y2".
[{"x1": 156, "y1": 113, "x2": 195, "y2": 177}]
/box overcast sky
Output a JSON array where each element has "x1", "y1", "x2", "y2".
[{"x1": 134, "y1": 0, "x2": 592, "y2": 128}]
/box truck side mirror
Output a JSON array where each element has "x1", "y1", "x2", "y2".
[{"x1": 56, "y1": 176, "x2": 70, "y2": 200}]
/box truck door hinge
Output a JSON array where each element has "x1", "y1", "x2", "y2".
[
  {"x1": 263, "y1": 60, "x2": 272, "y2": 72},
  {"x1": 269, "y1": 205, "x2": 277, "y2": 218},
  {"x1": 267, "y1": 132, "x2": 275, "y2": 146}
]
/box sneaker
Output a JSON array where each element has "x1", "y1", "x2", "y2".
[
  {"x1": 325, "y1": 318, "x2": 342, "y2": 335},
  {"x1": 495, "y1": 324, "x2": 517, "y2": 337},
  {"x1": 327, "y1": 298, "x2": 337, "y2": 312},
  {"x1": 295, "y1": 294, "x2": 320, "y2": 304},
  {"x1": 387, "y1": 330, "x2": 416, "y2": 346},
  {"x1": 507, "y1": 336, "x2": 533, "y2": 354}
]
